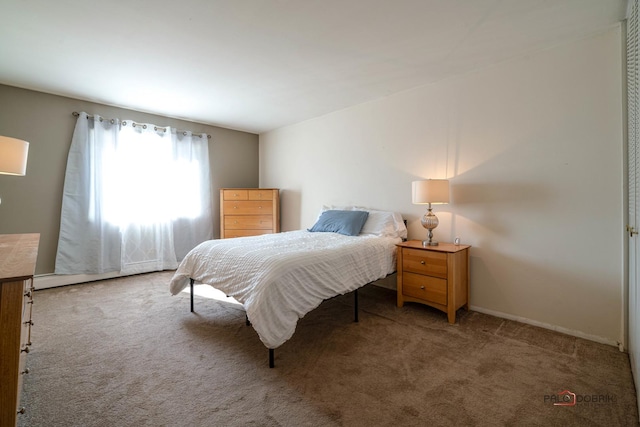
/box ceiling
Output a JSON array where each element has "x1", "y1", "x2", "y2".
[{"x1": 1, "y1": 0, "x2": 627, "y2": 134}]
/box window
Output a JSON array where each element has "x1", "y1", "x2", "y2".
[{"x1": 55, "y1": 113, "x2": 213, "y2": 275}]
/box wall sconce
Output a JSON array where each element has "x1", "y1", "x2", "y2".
[
  {"x1": 0, "y1": 135, "x2": 30, "y2": 205},
  {"x1": 412, "y1": 179, "x2": 450, "y2": 246}
]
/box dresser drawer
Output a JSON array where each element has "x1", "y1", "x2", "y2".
[
  {"x1": 222, "y1": 189, "x2": 248, "y2": 200},
  {"x1": 248, "y1": 189, "x2": 274, "y2": 200},
  {"x1": 224, "y1": 229, "x2": 274, "y2": 238},
  {"x1": 225, "y1": 215, "x2": 274, "y2": 230},
  {"x1": 20, "y1": 280, "x2": 33, "y2": 390},
  {"x1": 22, "y1": 280, "x2": 34, "y2": 347},
  {"x1": 223, "y1": 200, "x2": 273, "y2": 215},
  {"x1": 402, "y1": 248, "x2": 447, "y2": 278},
  {"x1": 403, "y1": 272, "x2": 447, "y2": 305}
]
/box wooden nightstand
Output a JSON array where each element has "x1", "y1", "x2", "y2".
[{"x1": 396, "y1": 240, "x2": 470, "y2": 323}]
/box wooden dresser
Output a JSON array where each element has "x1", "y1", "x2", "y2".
[
  {"x1": 0, "y1": 233, "x2": 39, "y2": 426},
  {"x1": 396, "y1": 240, "x2": 470, "y2": 323},
  {"x1": 220, "y1": 188, "x2": 280, "y2": 238}
]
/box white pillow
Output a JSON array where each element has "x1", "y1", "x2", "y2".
[
  {"x1": 353, "y1": 207, "x2": 407, "y2": 239},
  {"x1": 316, "y1": 204, "x2": 355, "y2": 220},
  {"x1": 316, "y1": 205, "x2": 407, "y2": 238},
  {"x1": 320, "y1": 204, "x2": 354, "y2": 212}
]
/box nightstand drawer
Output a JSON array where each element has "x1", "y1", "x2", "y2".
[
  {"x1": 403, "y1": 272, "x2": 447, "y2": 305},
  {"x1": 402, "y1": 248, "x2": 447, "y2": 279}
]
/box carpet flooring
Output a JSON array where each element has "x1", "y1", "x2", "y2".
[{"x1": 17, "y1": 271, "x2": 638, "y2": 426}]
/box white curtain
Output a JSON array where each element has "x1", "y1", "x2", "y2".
[{"x1": 55, "y1": 112, "x2": 213, "y2": 275}]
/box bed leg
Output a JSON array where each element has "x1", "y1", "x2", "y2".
[
  {"x1": 354, "y1": 289, "x2": 359, "y2": 323},
  {"x1": 269, "y1": 349, "x2": 275, "y2": 368},
  {"x1": 190, "y1": 278, "x2": 195, "y2": 313}
]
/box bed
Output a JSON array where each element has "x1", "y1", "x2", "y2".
[{"x1": 169, "y1": 207, "x2": 407, "y2": 367}]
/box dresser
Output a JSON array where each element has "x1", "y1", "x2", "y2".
[
  {"x1": 0, "y1": 233, "x2": 39, "y2": 426},
  {"x1": 220, "y1": 188, "x2": 280, "y2": 238},
  {"x1": 396, "y1": 240, "x2": 470, "y2": 323}
]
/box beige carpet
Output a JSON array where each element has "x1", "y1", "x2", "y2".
[{"x1": 17, "y1": 271, "x2": 638, "y2": 426}]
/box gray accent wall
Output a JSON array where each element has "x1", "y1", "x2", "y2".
[{"x1": 0, "y1": 85, "x2": 259, "y2": 275}]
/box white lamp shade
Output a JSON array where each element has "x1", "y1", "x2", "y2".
[
  {"x1": 0, "y1": 136, "x2": 29, "y2": 176},
  {"x1": 412, "y1": 179, "x2": 450, "y2": 204}
]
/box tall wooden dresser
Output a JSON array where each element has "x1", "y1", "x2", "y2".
[
  {"x1": 220, "y1": 188, "x2": 280, "y2": 238},
  {"x1": 0, "y1": 233, "x2": 39, "y2": 426}
]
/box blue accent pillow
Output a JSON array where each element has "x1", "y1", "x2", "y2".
[{"x1": 308, "y1": 210, "x2": 369, "y2": 236}]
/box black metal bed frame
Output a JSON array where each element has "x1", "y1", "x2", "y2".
[{"x1": 189, "y1": 278, "x2": 359, "y2": 368}]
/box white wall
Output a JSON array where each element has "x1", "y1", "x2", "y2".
[{"x1": 260, "y1": 26, "x2": 625, "y2": 346}]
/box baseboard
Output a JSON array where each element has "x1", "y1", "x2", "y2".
[
  {"x1": 470, "y1": 305, "x2": 620, "y2": 349},
  {"x1": 34, "y1": 272, "x2": 619, "y2": 350},
  {"x1": 37, "y1": 272, "x2": 397, "y2": 291},
  {"x1": 372, "y1": 276, "x2": 618, "y2": 349},
  {"x1": 34, "y1": 272, "x2": 125, "y2": 289}
]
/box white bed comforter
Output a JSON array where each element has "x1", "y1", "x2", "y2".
[{"x1": 169, "y1": 230, "x2": 400, "y2": 349}]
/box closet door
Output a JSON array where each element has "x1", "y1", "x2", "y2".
[
  {"x1": 627, "y1": 2, "x2": 640, "y2": 419},
  {"x1": 629, "y1": 114, "x2": 640, "y2": 421}
]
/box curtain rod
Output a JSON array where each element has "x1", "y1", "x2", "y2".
[{"x1": 72, "y1": 112, "x2": 212, "y2": 139}]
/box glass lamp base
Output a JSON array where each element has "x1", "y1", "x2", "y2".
[{"x1": 421, "y1": 207, "x2": 440, "y2": 247}]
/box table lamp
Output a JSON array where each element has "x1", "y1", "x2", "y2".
[
  {"x1": 412, "y1": 179, "x2": 449, "y2": 246},
  {"x1": 0, "y1": 136, "x2": 29, "y2": 205}
]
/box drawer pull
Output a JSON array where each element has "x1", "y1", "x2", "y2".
[
  {"x1": 420, "y1": 260, "x2": 425, "y2": 265},
  {"x1": 27, "y1": 300, "x2": 34, "y2": 304},
  {"x1": 258, "y1": 206, "x2": 262, "y2": 209},
  {"x1": 234, "y1": 221, "x2": 238, "y2": 224},
  {"x1": 420, "y1": 286, "x2": 425, "y2": 290},
  {"x1": 21, "y1": 368, "x2": 30, "y2": 375},
  {"x1": 17, "y1": 407, "x2": 26, "y2": 415},
  {"x1": 21, "y1": 346, "x2": 30, "y2": 354},
  {"x1": 24, "y1": 320, "x2": 34, "y2": 326},
  {"x1": 233, "y1": 206, "x2": 238, "y2": 209},
  {"x1": 24, "y1": 290, "x2": 32, "y2": 298}
]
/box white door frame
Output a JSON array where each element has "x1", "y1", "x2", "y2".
[{"x1": 626, "y1": 1, "x2": 640, "y2": 418}]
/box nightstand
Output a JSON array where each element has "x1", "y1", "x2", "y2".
[{"x1": 396, "y1": 240, "x2": 470, "y2": 323}]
